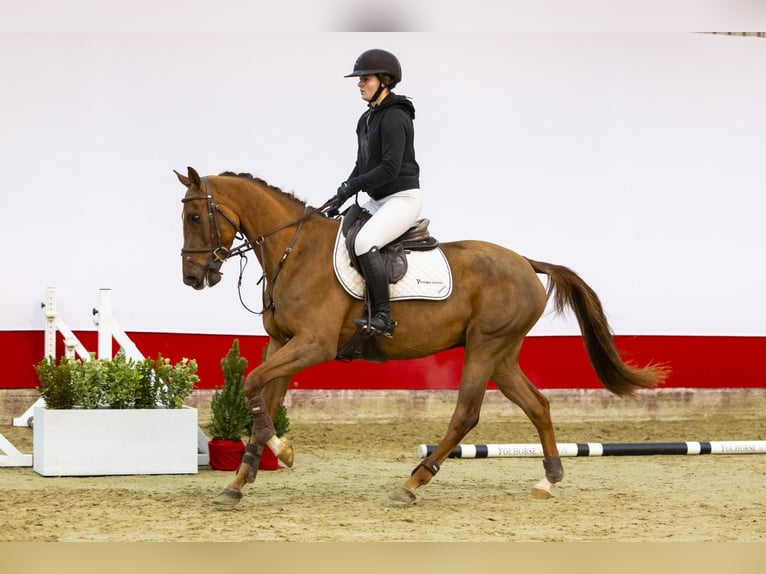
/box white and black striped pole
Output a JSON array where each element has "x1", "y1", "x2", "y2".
[{"x1": 417, "y1": 441, "x2": 766, "y2": 459}]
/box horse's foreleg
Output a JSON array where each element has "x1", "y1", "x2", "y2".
[
  {"x1": 213, "y1": 335, "x2": 335, "y2": 508},
  {"x1": 213, "y1": 390, "x2": 294, "y2": 508},
  {"x1": 262, "y1": 381, "x2": 295, "y2": 468},
  {"x1": 249, "y1": 393, "x2": 295, "y2": 468},
  {"x1": 213, "y1": 395, "x2": 273, "y2": 508}
]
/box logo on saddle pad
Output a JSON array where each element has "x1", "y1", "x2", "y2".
[{"x1": 333, "y1": 226, "x2": 452, "y2": 301}]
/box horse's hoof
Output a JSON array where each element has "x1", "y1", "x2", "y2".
[
  {"x1": 278, "y1": 438, "x2": 294, "y2": 468},
  {"x1": 213, "y1": 488, "x2": 243, "y2": 509},
  {"x1": 389, "y1": 486, "x2": 417, "y2": 505},
  {"x1": 530, "y1": 476, "x2": 553, "y2": 499},
  {"x1": 530, "y1": 487, "x2": 552, "y2": 500}
]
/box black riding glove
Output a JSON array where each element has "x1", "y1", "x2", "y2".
[
  {"x1": 337, "y1": 179, "x2": 361, "y2": 202},
  {"x1": 326, "y1": 179, "x2": 361, "y2": 217}
]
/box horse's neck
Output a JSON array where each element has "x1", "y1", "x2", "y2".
[{"x1": 236, "y1": 185, "x2": 307, "y2": 264}]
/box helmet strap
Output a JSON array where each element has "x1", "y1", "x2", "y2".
[{"x1": 369, "y1": 75, "x2": 388, "y2": 106}]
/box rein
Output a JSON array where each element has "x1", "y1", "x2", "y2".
[
  {"x1": 250, "y1": 205, "x2": 311, "y2": 314},
  {"x1": 181, "y1": 177, "x2": 317, "y2": 314}
]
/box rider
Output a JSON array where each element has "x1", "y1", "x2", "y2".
[{"x1": 329, "y1": 48, "x2": 422, "y2": 338}]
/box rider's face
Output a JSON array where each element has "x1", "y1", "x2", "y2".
[{"x1": 357, "y1": 74, "x2": 381, "y2": 102}]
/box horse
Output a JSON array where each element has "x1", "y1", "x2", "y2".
[{"x1": 176, "y1": 166, "x2": 668, "y2": 507}]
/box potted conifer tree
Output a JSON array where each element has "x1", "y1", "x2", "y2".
[
  {"x1": 206, "y1": 339, "x2": 252, "y2": 471},
  {"x1": 206, "y1": 341, "x2": 291, "y2": 471}
]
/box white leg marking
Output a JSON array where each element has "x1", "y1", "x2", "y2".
[
  {"x1": 533, "y1": 476, "x2": 552, "y2": 495},
  {"x1": 266, "y1": 435, "x2": 281, "y2": 455}
]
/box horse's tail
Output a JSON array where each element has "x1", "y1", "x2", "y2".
[{"x1": 525, "y1": 258, "x2": 669, "y2": 396}]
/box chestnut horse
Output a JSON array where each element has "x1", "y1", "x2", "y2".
[{"x1": 176, "y1": 166, "x2": 667, "y2": 507}]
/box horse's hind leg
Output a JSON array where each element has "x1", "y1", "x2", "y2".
[
  {"x1": 390, "y1": 351, "x2": 495, "y2": 505},
  {"x1": 492, "y1": 353, "x2": 564, "y2": 499}
]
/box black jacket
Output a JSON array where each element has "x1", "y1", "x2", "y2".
[{"x1": 346, "y1": 93, "x2": 420, "y2": 200}]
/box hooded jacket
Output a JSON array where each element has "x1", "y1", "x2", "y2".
[{"x1": 346, "y1": 93, "x2": 420, "y2": 200}]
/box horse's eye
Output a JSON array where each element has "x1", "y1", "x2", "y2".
[{"x1": 187, "y1": 213, "x2": 201, "y2": 223}]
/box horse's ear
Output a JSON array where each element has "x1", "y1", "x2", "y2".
[
  {"x1": 174, "y1": 169, "x2": 190, "y2": 187},
  {"x1": 174, "y1": 166, "x2": 202, "y2": 188},
  {"x1": 187, "y1": 166, "x2": 202, "y2": 188}
]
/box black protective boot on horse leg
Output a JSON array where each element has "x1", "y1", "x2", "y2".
[
  {"x1": 354, "y1": 246, "x2": 396, "y2": 337},
  {"x1": 242, "y1": 395, "x2": 277, "y2": 483}
]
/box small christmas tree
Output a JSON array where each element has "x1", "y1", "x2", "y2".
[
  {"x1": 274, "y1": 404, "x2": 291, "y2": 438},
  {"x1": 207, "y1": 339, "x2": 252, "y2": 441}
]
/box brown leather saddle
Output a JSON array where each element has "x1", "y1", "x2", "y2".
[
  {"x1": 336, "y1": 204, "x2": 440, "y2": 364},
  {"x1": 341, "y1": 203, "x2": 440, "y2": 284}
]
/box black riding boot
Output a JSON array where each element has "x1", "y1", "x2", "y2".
[{"x1": 354, "y1": 247, "x2": 396, "y2": 337}]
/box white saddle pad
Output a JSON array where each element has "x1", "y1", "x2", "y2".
[{"x1": 333, "y1": 226, "x2": 453, "y2": 301}]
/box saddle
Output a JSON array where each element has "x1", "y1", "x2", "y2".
[
  {"x1": 336, "y1": 204, "x2": 441, "y2": 364},
  {"x1": 341, "y1": 203, "x2": 440, "y2": 284}
]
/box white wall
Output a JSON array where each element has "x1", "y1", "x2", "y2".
[{"x1": 1, "y1": 33, "x2": 765, "y2": 336}]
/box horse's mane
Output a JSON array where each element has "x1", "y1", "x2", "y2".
[{"x1": 218, "y1": 171, "x2": 307, "y2": 208}]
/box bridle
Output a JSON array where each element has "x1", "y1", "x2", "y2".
[
  {"x1": 181, "y1": 177, "x2": 251, "y2": 273},
  {"x1": 180, "y1": 176, "x2": 317, "y2": 314}
]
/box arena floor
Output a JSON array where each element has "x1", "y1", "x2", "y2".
[{"x1": 1, "y1": 389, "x2": 764, "y2": 542}]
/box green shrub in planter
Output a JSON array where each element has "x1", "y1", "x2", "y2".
[
  {"x1": 134, "y1": 357, "x2": 161, "y2": 409},
  {"x1": 70, "y1": 355, "x2": 105, "y2": 409},
  {"x1": 102, "y1": 353, "x2": 143, "y2": 409},
  {"x1": 33, "y1": 353, "x2": 198, "y2": 409},
  {"x1": 34, "y1": 356, "x2": 76, "y2": 409},
  {"x1": 154, "y1": 354, "x2": 199, "y2": 409}
]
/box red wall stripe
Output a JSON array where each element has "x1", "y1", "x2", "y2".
[{"x1": 2, "y1": 331, "x2": 764, "y2": 390}]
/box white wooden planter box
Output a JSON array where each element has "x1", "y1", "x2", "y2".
[{"x1": 33, "y1": 405, "x2": 199, "y2": 476}]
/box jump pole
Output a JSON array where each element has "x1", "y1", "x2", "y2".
[{"x1": 418, "y1": 441, "x2": 766, "y2": 459}]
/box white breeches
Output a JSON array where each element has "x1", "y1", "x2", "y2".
[{"x1": 354, "y1": 189, "x2": 423, "y2": 256}]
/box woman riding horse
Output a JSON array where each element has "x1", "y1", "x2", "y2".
[
  {"x1": 178, "y1": 166, "x2": 668, "y2": 508},
  {"x1": 328, "y1": 49, "x2": 422, "y2": 338}
]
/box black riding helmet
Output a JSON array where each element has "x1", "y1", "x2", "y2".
[
  {"x1": 345, "y1": 49, "x2": 402, "y2": 83},
  {"x1": 345, "y1": 49, "x2": 402, "y2": 102}
]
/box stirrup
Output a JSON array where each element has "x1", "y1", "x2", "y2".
[{"x1": 355, "y1": 315, "x2": 396, "y2": 338}]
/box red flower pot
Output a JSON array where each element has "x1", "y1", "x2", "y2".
[
  {"x1": 208, "y1": 439, "x2": 245, "y2": 471},
  {"x1": 259, "y1": 445, "x2": 280, "y2": 471},
  {"x1": 207, "y1": 439, "x2": 281, "y2": 471}
]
